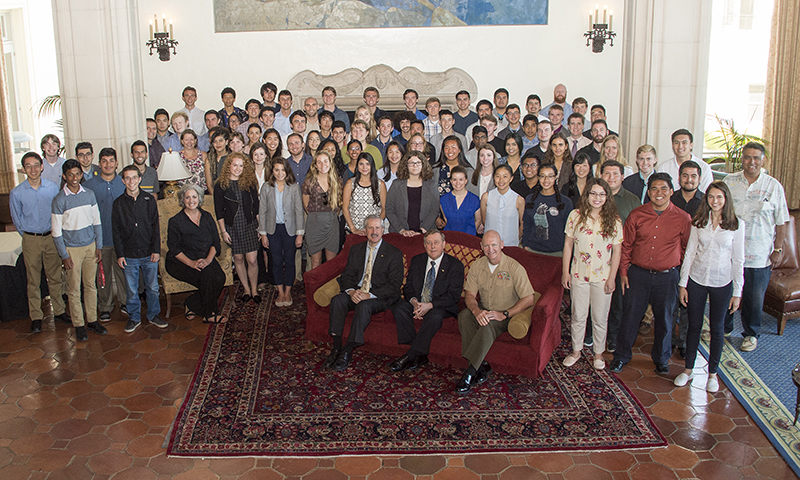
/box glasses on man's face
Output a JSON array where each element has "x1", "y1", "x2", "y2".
[{"x1": 522, "y1": 163, "x2": 538, "y2": 169}]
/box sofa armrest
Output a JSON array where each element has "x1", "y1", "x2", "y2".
[{"x1": 527, "y1": 281, "x2": 563, "y2": 349}]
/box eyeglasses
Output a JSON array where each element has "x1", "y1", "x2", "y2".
[
  {"x1": 539, "y1": 174, "x2": 556, "y2": 180},
  {"x1": 522, "y1": 163, "x2": 538, "y2": 169},
  {"x1": 407, "y1": 161, "x2": 422, "y2": 167},
  {"x1": 588, "y1": 192, "x2": 607, "y2": 197}
]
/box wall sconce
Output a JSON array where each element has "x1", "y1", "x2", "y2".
[
  {"x1": 585, "y1": 4, "x2": 615, "y2": 53},
  {"x1": 146, "y1": 14, "x2": 178, "y2": 61}
]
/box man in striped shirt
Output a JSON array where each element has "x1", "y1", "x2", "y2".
[{"x1": 52, "y1": 159, "x2": 107, "y2": 342}]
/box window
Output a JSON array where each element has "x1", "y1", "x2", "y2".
[{"x1": 739, "y1": 0, "x2": 755, "y2": 30}]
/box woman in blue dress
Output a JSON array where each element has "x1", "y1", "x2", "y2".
[{"x1": 439, "y1": 165, "x2": 481, "y2": 235}]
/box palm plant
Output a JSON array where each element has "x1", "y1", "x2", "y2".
[
  {"x1": 34, "y1": 94, "x2": 63, "y2": 130},
  {"x1": 705, "y1": 113, "x2": 766, "y2": 173}
]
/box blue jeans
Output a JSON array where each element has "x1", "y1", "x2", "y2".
[
  {"x1": 724, "y1": 266, "x2": 771, "y2": 338},
  {"x1": 124, "y1": 256, "x2": 160, "y2": 323}
]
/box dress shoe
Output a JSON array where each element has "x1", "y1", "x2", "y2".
[
  {"x1": 333, "y1": 350, "x2": 352, "y2": 371},
  {"x1": 475, "y1": 361, "x2": 492, "y2": 385},
  {"x1": 75, "y1": 326, "x2": 88, "y2": 342},
  {"x1": 87, "y1": 322, "x2": 108, "y2": 335},
  {"x1": 654, "y1": 363, "x2": 670, "y2": 375},
  {"x1": 322, "y1": 346, "x2": 342, "y2": 369},
  {"x1": 253, "y1": 295, "x2": 262, "y2": 304},
  {"x1": 455, "y1": 371, "x2": 474, "y2": 394},
  {"x1": 54, "y1": 312, "x2": 71, "y2": 324},
  {"x1": 31, "y1": 320, "x2": 42, "y2": 333},
  {"x1": 407, "y1": 355, "x2": 429, "y2": 372},
  {"x1": 242, "y1": 294, "x2": 252, "y2": 303},
  {"x1": 389, "y1": 354, "x2": 412, "y2": 372},
  {"x1": 609, "y1": 360, "x2": 624, "y2": 373}
]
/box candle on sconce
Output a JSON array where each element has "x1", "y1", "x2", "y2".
[
  {"x1": 609, "y1": 11, "x2": 613, "y2": 30},
  {"x1": 149, "y1": 20, "x2": 153, "y2": 40},
  {"x1": 589, "y1": 11, "x2": 593, "y2": 29},
  {"x1": 595, "y1": 5, "x2": 599, "y2": 23},
  {"x1": 603, "y1": 5, "x2": 607, "y2": 24},
  {"x1": 162, "y1": 14, "x2": 166, "y2": 33},
  {"x1": 169, "y1": 20, "x2": 173, "y2": 38}
]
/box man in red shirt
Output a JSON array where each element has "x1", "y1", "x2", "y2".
[{"x1": 609, "y1": 172, "x2": 691, "y2": 374}]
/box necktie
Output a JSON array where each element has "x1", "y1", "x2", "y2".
[
  {"x1": 361, "y1": 245, "x2": 375, "y2": 293},
  {"x1": 572, "y1": 139, "x2": 578, "y2": 157},
  {"x1": 421, "y1": 260, "x2": 437, "y2": 303}
]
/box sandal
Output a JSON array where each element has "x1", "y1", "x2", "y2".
[
  {"x1": 185, "y1": 309, "x2": 196, "y2": 321},
  {"x1": 203, "y1": 315, "x2": 228, "y2": 324}
]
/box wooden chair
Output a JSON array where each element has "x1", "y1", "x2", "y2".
[{"x1": 157, "y1": 196, "x2": 235, "y2": 318}]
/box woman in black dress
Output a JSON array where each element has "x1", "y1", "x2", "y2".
[
  {"x1": 214, "y1": 152, "x2": 261, "y2": 304},
  {"x1": 166, "y1": 184, "x2": 227, "y2": 323}
]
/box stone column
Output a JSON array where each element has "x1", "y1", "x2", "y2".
[
  {"x1": 51, "y1": 0, "x2": 146, "y2": 166},
  {"x1": 619, "y1": 0, "x2": 713, "y2": 160},
  {"x1": 0, "y1": 37, "x2": 16, "y2": 193}
]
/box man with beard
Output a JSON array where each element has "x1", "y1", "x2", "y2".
[
  {"x1": 492, "y1": 88, "x2": 510, "y2": 131},
  {"x1": 146, "y1": 118, "x2": 165, "y2": 169},
  {"x1": 540, "y1": 84, "x2": 572, "y2": 126},
  {"x1": 130, "y1": 140, "x2": 159, "y2": 195},
  {"x1": 304, "y1": 97, "x2": 320, "y2": 132},
  {"x1": 577, "y1": 119, "x2": 609, "y2": 167}
]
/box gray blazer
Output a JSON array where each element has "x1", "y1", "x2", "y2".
[
  {"x1": 258, "y1": 182, "x2": 305, "y2": 236},
  {"x1": 385, "y1": 179, "x2": 440, "y2": 233},
  {"x1": 466, "y1": 172, "x2": 496, "y2": 198}
]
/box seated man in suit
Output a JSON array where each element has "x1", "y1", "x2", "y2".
[
  {"x1": 457, "y1": 230, "x2": 535, "y2": 393},
  {"x1": 390, "y1": 230, "x2": 464, "y2": 372},
  {"x1": 324, "y1": 215, "x2": 404, "y2": 371}
]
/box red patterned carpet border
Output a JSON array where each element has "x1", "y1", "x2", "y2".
[{"x1": 167, "y1": 286, "x2": 666, "y2": 457}]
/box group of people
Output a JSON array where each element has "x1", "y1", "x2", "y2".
[{"x1": 15, "y1": 81, "x2": 789, "y2": 395}]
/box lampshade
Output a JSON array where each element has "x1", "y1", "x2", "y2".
[{"x1": 157, "y1": 151, "x2": 191, "y2": 181}]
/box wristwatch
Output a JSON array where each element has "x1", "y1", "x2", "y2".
[{"x1": 503, "y1": 310, "x2": 510, "y2": 320}]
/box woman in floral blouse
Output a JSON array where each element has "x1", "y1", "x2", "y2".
[{"x1": 561, "y1": 177, "x2": 623, "y2": 370}]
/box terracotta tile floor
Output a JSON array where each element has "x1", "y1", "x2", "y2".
[{"x1": 0, "y1": 293, "x2": 797, "y2": 480}]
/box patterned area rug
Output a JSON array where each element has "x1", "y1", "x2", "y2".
[
  {"x1": 167, "y1": 286, "x2": 666, "y2": 457},
  {"x1": 702, "y1": 311, "x2": 800, "y2": 477}
]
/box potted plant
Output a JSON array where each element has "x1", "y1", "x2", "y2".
[{"x1": 704, "y1": 114, "x2": 767, "y2": 180}]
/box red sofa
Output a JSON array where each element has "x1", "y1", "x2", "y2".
[{"x1": 303, "y1": 231, "x2": 564, "y2": 378}]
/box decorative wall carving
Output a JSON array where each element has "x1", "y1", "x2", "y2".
[{"x1": 286, "y1": 64, "x2": 478, "y2": 111}]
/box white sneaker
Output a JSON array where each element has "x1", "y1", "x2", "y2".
[
  {"x1": 707, "y1": 375, "x2": 719, "y2": 392},
  {"x1": 674, "y1": 372, "x2": 694, "y2": 387},
  {"x1": 740, "y1": 336, "x2": 757, "y2": 352}
]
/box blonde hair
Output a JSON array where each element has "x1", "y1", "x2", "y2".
[
  {"x1": 355, "y1": 106, "x2": 378, "y2": 144},
  {"x1": 309, "y1": 151, "x2": 342, "y2": 211},
  {"x1": 595, "y1": 135, "x2": 629, "y2": 177}
]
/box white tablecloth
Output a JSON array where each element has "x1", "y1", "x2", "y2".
[{"x1": 0, "y1": 232, "x2": 23, "y2": 267}]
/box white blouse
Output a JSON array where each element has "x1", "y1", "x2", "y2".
[{"x1": 678, "y1": 216, "x2": 746, "y2": 296}]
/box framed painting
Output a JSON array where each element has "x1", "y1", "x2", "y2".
[{"x1": 214, "y1": 0, "x2": 548, "y2": 32}]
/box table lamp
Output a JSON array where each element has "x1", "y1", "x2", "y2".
[{"x1": 157, "y1": 150, "x2": 191, "y2": 198}]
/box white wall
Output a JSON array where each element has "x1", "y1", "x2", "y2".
[{"x1": 137, "y1": 0, "x2": 624, "y2": 130}]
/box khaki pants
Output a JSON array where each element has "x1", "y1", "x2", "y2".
[
  {"x1": 458, "y1": 308, "x2": 511, "y2": 370},
  {"x1": 65, "y1": 243, "x2": 98, "y2": 327},
  {"x1": 22, "y1": 233, "x2": 66, "y2": 320},
  {"x1": 569, "y1": 278, "x2": 612, "y2": 354}
]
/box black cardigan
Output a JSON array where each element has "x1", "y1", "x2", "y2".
[{"x1": 213, "y1": 180, "x2": 260, "y2": 226}]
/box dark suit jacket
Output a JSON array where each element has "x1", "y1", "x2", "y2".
[
  {"x1": 338, "y1": 240, "x2": 404, "y2": 308},
  {"x1": 402, "y1": 252, "x2": 464, "y2": 317}
]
